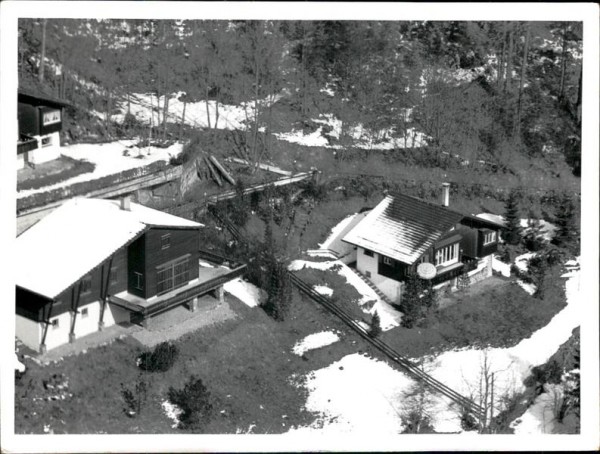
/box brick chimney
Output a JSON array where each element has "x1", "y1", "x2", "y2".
[
  {"x1": 120, "y1": 195, "x2": 131, "y2": 211},
  {"x1": 442, "y1": 182, "x2": 450, "y2": 207}
]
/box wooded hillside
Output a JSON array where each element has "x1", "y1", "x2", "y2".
[{"x1": 18, "y1": 19, "x2": 582, "y2": 175}]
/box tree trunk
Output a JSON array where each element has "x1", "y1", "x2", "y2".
[
  {"x1": 163, "y1": 94, "x2": 169, "y2": 140},
  {"x1": 559, "y1": 24, "x2": 568, "y2": 100},
  {"x1": 179, "y1": 99, "x2": 187, "y2": 141},
  {"x1": 498, "y1": 23, "x2": 508, "y2": 88},
  {"x1": 39, "y1": 19, "x2": 47, "y2": 82},
  {"x1": 515, "y1": 23, "x2": 531, "y2": 136},
  {"x1": 205, "y1": 83, "x2": 212, "y2": 129},
  {"x1": 505, "y1": 23, "x2": 514, "y2": 93}
]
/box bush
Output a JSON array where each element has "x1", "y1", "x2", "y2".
[
  {"x1": 167, "y1": 375, "x2": 213, "y2": 429},
  {"x1": 369, "y1": 311, "x2": 382, "y2": 338},
  {"x1": 138, "y1": 342, "x2": 179, "y2": 373},
  {"x1": 120, "y1": 375, "x2": 148, "y2": 417}
]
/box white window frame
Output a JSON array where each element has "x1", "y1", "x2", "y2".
[
  {"x1": 161, "y1": 233, "x2": 171, "y2": 250},
  {"x1": 363, "y1": 249, "x2": 374, "y2": 257},
  {"x1": 81, "y1": 307, "x2": 89, "y2": 318},
  {"x1": 435, "y1": 243, "x2": 459, "y2": 267},
  {"x1": 483, "y1": 231, "x2": 496, "y2": 245},
  {"x1": 133, "y1": 272, "x2": 144, "y2": 290},
  {"x1": 41, "y1": 136, "x2": 53, "y2": 147},
  {"x1": 383, "y1": 256, "x2": 393, "y2": 266}
]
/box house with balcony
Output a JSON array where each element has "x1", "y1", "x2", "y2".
[
  {"x1": 17, "y1": 89, "x2": 69, "y2": 170},
  {"x1": 15, "y1": 197, "x2": 245, "y2": 353},
  {"x1": 342, "y1": 184, "x2": 503, "y2": 303}
]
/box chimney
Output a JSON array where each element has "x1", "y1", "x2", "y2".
[
  {"x1": 442, "y1": 182, "x2": 450, "y2": 207},
  {"x1": 120, "y1": 195, "x2": 131, "y2": 211}
]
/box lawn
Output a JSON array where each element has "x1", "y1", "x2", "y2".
[
  {"x1": 381, "y1": 263, "x2": 568, "y2": 357},
  {"x1": 14, "y1": 291, "x2": 374, "y2": 434}
]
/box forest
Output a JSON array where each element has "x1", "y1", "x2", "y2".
[{"x1": 18, "y1": 19, "x2": 582, "y2": 176}]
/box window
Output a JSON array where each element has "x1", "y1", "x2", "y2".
[
  {"x1": 363, "y1": 249, "x2": 374, "y2": 257},
  {"x1": 41, "y1": 136, "x2": 52, "y2": 147},
  {"x1": 51, "y1": 318, "x2": 60, "y2": 329},
  {"x1": 81, "y1": 308, "x2": 89, "y2": 318},
  {"x1": 383, "y1": 256, "x2": 393, "y2": 266},
  {"x1": 483, "y1": 231, "x2": 497, "y2": 245},
  {"x1": 365, "y1": 271, "x2": 371, "y2": 278},
  {"x1": 133, "y1": 272, "x2": 144, "y2": 290},
  {"x1": 435, "y1": 243, "x2": 460, "y2": 267},
  {"x1": 161, "y1": 234, "x2": 171, "y2": 250},
  {"x1": 156, "y1": 256, "x2": 190, "y2": 295},
  {"x1": 81, "y1": 275, "x2": 92, "y2": 294}
]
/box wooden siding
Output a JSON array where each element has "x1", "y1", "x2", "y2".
[
  {"x1": 458, "y1": 226, "x2": 479, "y2": 259},
  {"x1": 50, "y1": 247, "x2": 128, "y2": 317},
  {"x1": 15, "y1": 287, "x2": 51, "y2": 322},
  {"x1": 18, "y1": 103, "x2": 39, "y2": 136},
  {"x1": 128, "y1": 235, "x2": 146, "y2": 298},
  {"x1": 143, "y1": 228, "x2": 200, "y2": 298},
  {"x1": 477, "y1": 230, "x2": 498, "y2": 257},
  {"x1": 377, "y1": 255, "x2": 412, "y2": 282}
]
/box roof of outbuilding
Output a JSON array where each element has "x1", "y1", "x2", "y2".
[
  {"x1": 16, "y1": 198, "x2": 202, "y2": 299},
  {"x1": 342, "y1": 193, "x2": 467, "y2": 265},
  {"x1": 18, "y1": 88, "x2": 71, "y2": 108}
]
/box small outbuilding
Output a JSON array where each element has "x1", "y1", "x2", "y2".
[{"x1": 17, "y1": 89, "x2": 69, "y2": 170}]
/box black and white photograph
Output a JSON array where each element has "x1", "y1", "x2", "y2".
[{"x1": 1, "y1": 2, "x2": 598, "y2": 452}]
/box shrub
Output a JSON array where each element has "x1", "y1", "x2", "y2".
[
  {"x1": 167, "y1": 376, "x2": 213, "y2": 429},
  {"x1": 138, "y1": 342, "x2": 179, "y2": 373},
  {"x1": 369, "y1": 311, "x2": 382, "y2": 338},
  {"x1": 120, "y1": 375, "x2": 148, "y2": 417}
]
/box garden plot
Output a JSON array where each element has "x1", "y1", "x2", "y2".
[
  {"x1": 17, "y1": 140, "x2": 183, "y2": 198},
  {"x1": 289, "y1": 259, "x2": 401, "y2": 331}
]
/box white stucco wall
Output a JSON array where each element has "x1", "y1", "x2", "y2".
[
  {"x1": 17, "y1": 152, "x2": 25, "y2": 170},
  {"x1": 31, "y1": 131, "x2": 61, "y2": 165},
  {"x1": 356, "y1": 247, "x2": 403, "y2": 302},
  {"x1": 15, "y1": 315, "x2": 41, "y2": 351},
  {"x1": 43, "y1": 310, "x2": 73, "y2": 350},
  {"x1": 104, "y1": 303, "x2": 131, "y2": 325}
]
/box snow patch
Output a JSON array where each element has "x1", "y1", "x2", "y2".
[
  {"x1": 161, "y1": 400, "x2": 183, "y2": 429},
  {"x1": 511, "y1": 384, "x2": 563, "y2": 434},
  {"x1": 17, "y1": 140, "x2": 183, "y2": 198},
  {"x1": 223, "y1": 278, "x2": 263, "y2": 308},
  {"x1": 292, "y1": 331, "x2": 340, "y2": 356},
  {"x1": 492, "y1": 255, "x2": 511, "y2": 277},
  {"x1": 313, "y1": 285, "x2": 333, "y2": 297}
]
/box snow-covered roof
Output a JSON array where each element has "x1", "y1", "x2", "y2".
[
  {"x1": 342, "y1": 194, "x2": 464, "y2": 265},
  {"x1": 16, "y1": 198, "x2": 201, "y2": 299}
]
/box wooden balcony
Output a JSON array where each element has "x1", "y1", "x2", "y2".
[{"x1": 109, "y1": 252, "x2": 246, "y2": 321}]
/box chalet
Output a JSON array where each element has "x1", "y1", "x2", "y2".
[
  {"x1": 15, "y1": 197, "x2": 245, "y2": 353},
  {"x1": 342, "y1": 183, "x2": 503, "y2": 302},
  {"x1": 17, "y1": 89, "x2": 69, "y2": 170}
]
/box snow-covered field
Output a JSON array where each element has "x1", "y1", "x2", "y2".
[
  {"x1": 289, "y1": 258, "x2": 581, "y2": 435},
  {"x1": 292, "y1": 331, "x2": 340, "y2": 356},
  {"x1": 223, "y1": 278, "x2": 263, "y2": 308},
  {"x1": 161, "y1": 400, "x2": 183, "y2": 429},
  {"x1": 289, "y1": 259, "x2": 401, "y2": 331},
  {"x1": 18, "y1": 140, "x2": 183, "y2": 199}
]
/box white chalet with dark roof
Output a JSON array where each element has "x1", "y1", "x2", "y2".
[{"x1": 342, "y1": 184, "x2": 503, "y2": 303}]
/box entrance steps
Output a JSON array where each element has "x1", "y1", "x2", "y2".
[{"x1": 349, "y1": 267, "x2": 396, "y2": 307}]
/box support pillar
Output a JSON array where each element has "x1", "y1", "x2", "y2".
[
  {"x1": 217, "y1": 286, "x2": 224, "y2": 304},
  {"x1": 69, "y1": 332, "x2": 76, "y2": 343},
  {"x1": 69, "y1": 311, "x2": 77, "y2": 343},
  {"x1": 98, "y1": 320, "x2": 105, "y2": 332},
  {"x1": 39, "y1": 343, "x2": 47, "y2": 354},
  {"x1": 189, "y1": 297, "x2": 199, "y2": 312}
]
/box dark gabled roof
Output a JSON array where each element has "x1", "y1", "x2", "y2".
[
  {"x1": 18, "y1": 88, "x2": 70, "y2": 108},
  {"x1": 343, "y1": 193, "x2": 465, "y2": 265}
]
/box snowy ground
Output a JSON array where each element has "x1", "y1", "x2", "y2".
[
  {"x1": 288, "y1": 258, "x2": 581, "y2": 435},
  {"x1": 511, "y1": 383, "x2": 563, "y2": 434},
  {"x1": 276, "y1": 113, "x2": 429, "y2": 151},
  {"x1": 514, "y1": 252, "x2": 537, "y2": 295},
  {"x1": 289, "y1": 259, "x2": 401, "y2": 331},
  {"x1": 318, "y1": 211, "x2": 370, "y2": 261},
  {"x1": 313, "y1": 285, "x2": 333, "y2": 297},
  {"x1": 223, "y1": 278, "x2": 263, "y2": 308},
  {"x1": 292, "y1": 331, "x2": 340, "y2": 356},
  {"x1": 161, "y1": 400, "x2": 183, "y2": 429},
  {"x1": 17, "y1": 140, "x2": 183, "y2": 199}
]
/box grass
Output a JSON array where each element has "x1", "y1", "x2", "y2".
[
  {"x1": 14, "y1": 291, "x2": 374, "y2": 434},
  {"x1": 381, "y1": 263, "x2": 568, "y2": 357},
  {"x1": 17, "y1": 156, "x2": 95, "y2": 191}
]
